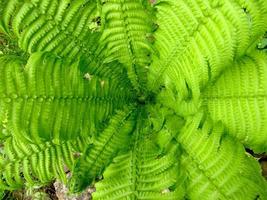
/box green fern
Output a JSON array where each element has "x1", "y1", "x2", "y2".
[
  {"x1": 0, "y1": 52, "x2": 133, "y2": 143},
  {"x1": 178, "y1": 113, "x2": 267, "y2": 199},
  {"x1": 0, "y1": 0, "x2": 267, "y2": 199},
  {"x1": 202, "y1": 51, "x2": 267, "y2": 152},
  {"x1": 69, "y1": 106, "x2": 137, "y2": 192},
  {"x1": 0, "y1": 136, "x2": 90, "y2": 190}
]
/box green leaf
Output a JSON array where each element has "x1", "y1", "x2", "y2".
[
  {"x1": 148, "y1": 0, "x2": 267, "y2": 101},
  {"x1": 0, "y1": 0, "x2": 100, "y2": 61},
  {"x1": 0, "y1": 135, "x2": 90, "y2": 190},
  {"x1": 93, "y1": 138, "x2": 185, "y2": 200},
  {"x1": 0, "y1": 0, "x2": 267, "y2": 198},
  {"x1": 97, "y1": 0, "x2": 155, "y2": 91},
  {"x1": 0, "y1": 52, "x2": 133, "y2": 143},
  {"x1": 0, "y1": 0, "x2": 18, "y2": 35},
  {"x1": 69, "y1": 106, "x2": 136, "y2": 193},
  {"x1": 177, "y1": 113, "x2": 267, "y2": 200},
  {"x1": 202, "y1": 50, "x2": 267, "y2": 152},
  {"x1": 258, "y1": 37, "x2": 267, "y2": 50}
]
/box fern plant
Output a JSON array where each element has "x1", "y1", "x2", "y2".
[{"x1": 0, "y1": 0, "x2": 267, "y2": 199}]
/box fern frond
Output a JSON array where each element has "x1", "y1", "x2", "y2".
[
  {"x1": 177, "y1": 113, "x2": 267, "y2": 200},
  {"x1": 156, "y1": 85, "x2": 201, "y2": 117},
  {"x1": 69, "y1": 106, "x2": 136, "y2": 193},
  {"x1": 0, "y1": 135, "x2": 91, "y2": 190},
  {"x1": 93, "y1": 135, "x2": 186, "y2": 200},
  {"x1": 148, "y1": 0, "x2": 267, "y2": 101},
  {"x1": 0, "y1": 52, "x2": 133, "y2": 143},
  {"x1": 97, "y1": 0, "x2": 155, "y2": 91},
  {"x1": 0, "y1": 0, "x2": 18, "y2": 35},
  {"x1": 0, "y1": 0, "x2": 266, "y2": 198},
  {"x1": 79, "y1": 59, "x2": 133, "y2": 91},
  {"x1": 202, "y1": 50, "x2": 267, "y2": 152},
  {"x1": 0, "y1": 0, "x2": 100, "y2": 61},
  {"x1": 0, "y1": 0, "x2": 137, "y2": 87}
]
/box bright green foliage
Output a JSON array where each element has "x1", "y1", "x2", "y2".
[
  {"x1": 0, "y1": 0, "x2": 100, "y2": 61},
  {"x1": 148, "y1": 0, "x2": 267, "y2": 101},
  {"x1": 70, "y1": 106, "x2": 137, "y2": 192},
  {"x1": 203, "y1": 51, "x2": 267, "y2": 152},
  {"x1": 178, "y1": 113, "x2": 267, "y2": 199},
  {"x1": 0, "y1": 0, "x2": 267, "y2": 199},
  {"x1": 0, "y1": 52, "x2": 132, "y2": 143},
  {"x1": 98, "y1": 0, "x2": 155, "y2": 91},
  {"x1": 0, "y1": 136, "x2": 91, "y2": 190}
]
